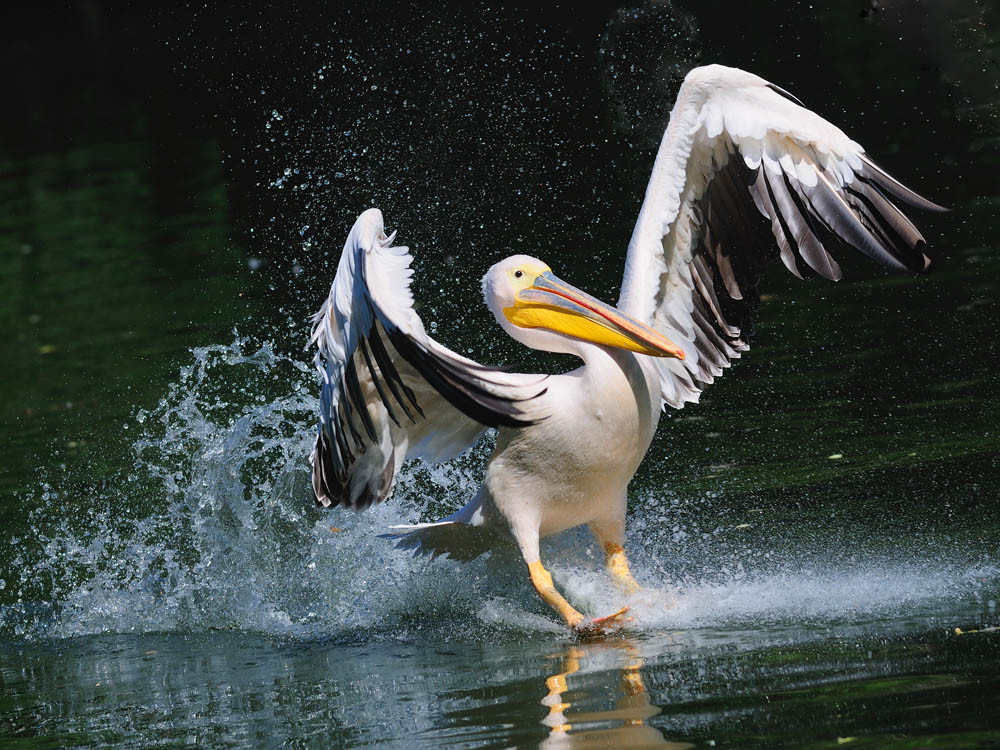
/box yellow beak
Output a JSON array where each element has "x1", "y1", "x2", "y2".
[{"x1": 503, "y1": 271, "x2": 685, "y2": 359}]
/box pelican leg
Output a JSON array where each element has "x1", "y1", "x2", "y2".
[
  {"x1": 588, "y1": 519, "x2": 641, "y2": 595},
  {"x1": 527, "y1": 561, "x2": 629, "y2": 635},
  {"x1": 512, "y1": 519, "x2": 627, "y2": 634},
  {"x1": 604, "y1": 543, "x2": 641, "y2": 595},
  {"x1": 528, "y1": 561, "x2": 586, "y2": 630}
]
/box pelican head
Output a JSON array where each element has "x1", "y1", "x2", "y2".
[{"x1": 482, "y1": 255, "x2": 684, "y2": 359}]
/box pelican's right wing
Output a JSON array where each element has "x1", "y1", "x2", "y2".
[{"x1": 309, "y1": 209, "x2": 549, "y2": 511}]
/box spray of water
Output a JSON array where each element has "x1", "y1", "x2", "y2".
[{"x1": 2, "y1": 338, "x2": 996, "y2": 642}]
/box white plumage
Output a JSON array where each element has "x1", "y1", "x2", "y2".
[{"x1": 309, "y1": 65, "x2": 943, "y2": 633}]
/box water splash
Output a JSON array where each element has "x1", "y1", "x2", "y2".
[
  {"x1": 2, "y1": 337, "x2": 996, "y2": 642},
  {"x1": 3, "y1": 338, "x2": 554, "y2": 641}
]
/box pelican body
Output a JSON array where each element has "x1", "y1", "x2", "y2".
[{"x1": 308, "y1": 65, "x2": 943, "y2": 633}]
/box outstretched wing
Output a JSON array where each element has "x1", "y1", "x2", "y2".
[
  {"x1": 310, "y1": 209, "x2": 549, "y2": 510},
  {"x1": 617, "y1": 64, "x2": 946, "y2": 408}
]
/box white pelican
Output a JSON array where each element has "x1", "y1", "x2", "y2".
[{"x1": 309, "y1": 65, "x2": 943, "y2": 633}]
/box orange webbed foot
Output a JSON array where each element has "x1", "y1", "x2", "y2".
[{"x1": 571, "y1": 606, "x2": 631, "y2": 638}]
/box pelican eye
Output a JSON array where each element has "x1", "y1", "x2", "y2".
[{"x1": 514, "y1": 270, "x2": 523, "y2": 279}]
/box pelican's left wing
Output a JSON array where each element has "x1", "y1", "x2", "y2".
[
  {"x1": 309, "y1": 209, "x2": 548, "y2": 510},
  {"x1": 617, "y1": 64, "x2": 945, "y2": 408}
]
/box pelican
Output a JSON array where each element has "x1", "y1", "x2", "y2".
[{"x1": 309, "y1": 64, "x2": 943, "y2": 633}]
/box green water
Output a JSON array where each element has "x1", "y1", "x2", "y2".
[
  {"x1": 3, "y1": 623, "x2": 999, "y2": 748},
  {"x1": 2, "y1": 1, "x2": 999, "y2": 747}
]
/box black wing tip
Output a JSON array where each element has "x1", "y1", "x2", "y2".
[
  {"x1": 859, "y1": 154, "x2": 949, "y2": 213},
  {"x1": 312, "y1": 433, "x2": 342, "y2": 509},
  {"x1": 311, "y1": 417, "x2": 397, "y2": 512},
  {"x1": 766, "y1": 82, "x2": 805, "y2": 108},
  {"x1": 764, "y1": 153, "x2": 940, "y2": 277},
  {"x1": 313, "y1": 494, "x2": 336, "y2": 509}
]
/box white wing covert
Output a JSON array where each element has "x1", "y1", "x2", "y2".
[
  {"x1": 617, "y1": 65, "x2": 945, "y2": 409},
  {"x1": 310, "y1": 209, "x2": 549, "y2": 510}
]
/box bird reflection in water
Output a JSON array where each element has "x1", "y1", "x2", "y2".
[{"x1": 539, "y1": 640, "x2": 692, "y2": 749}]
